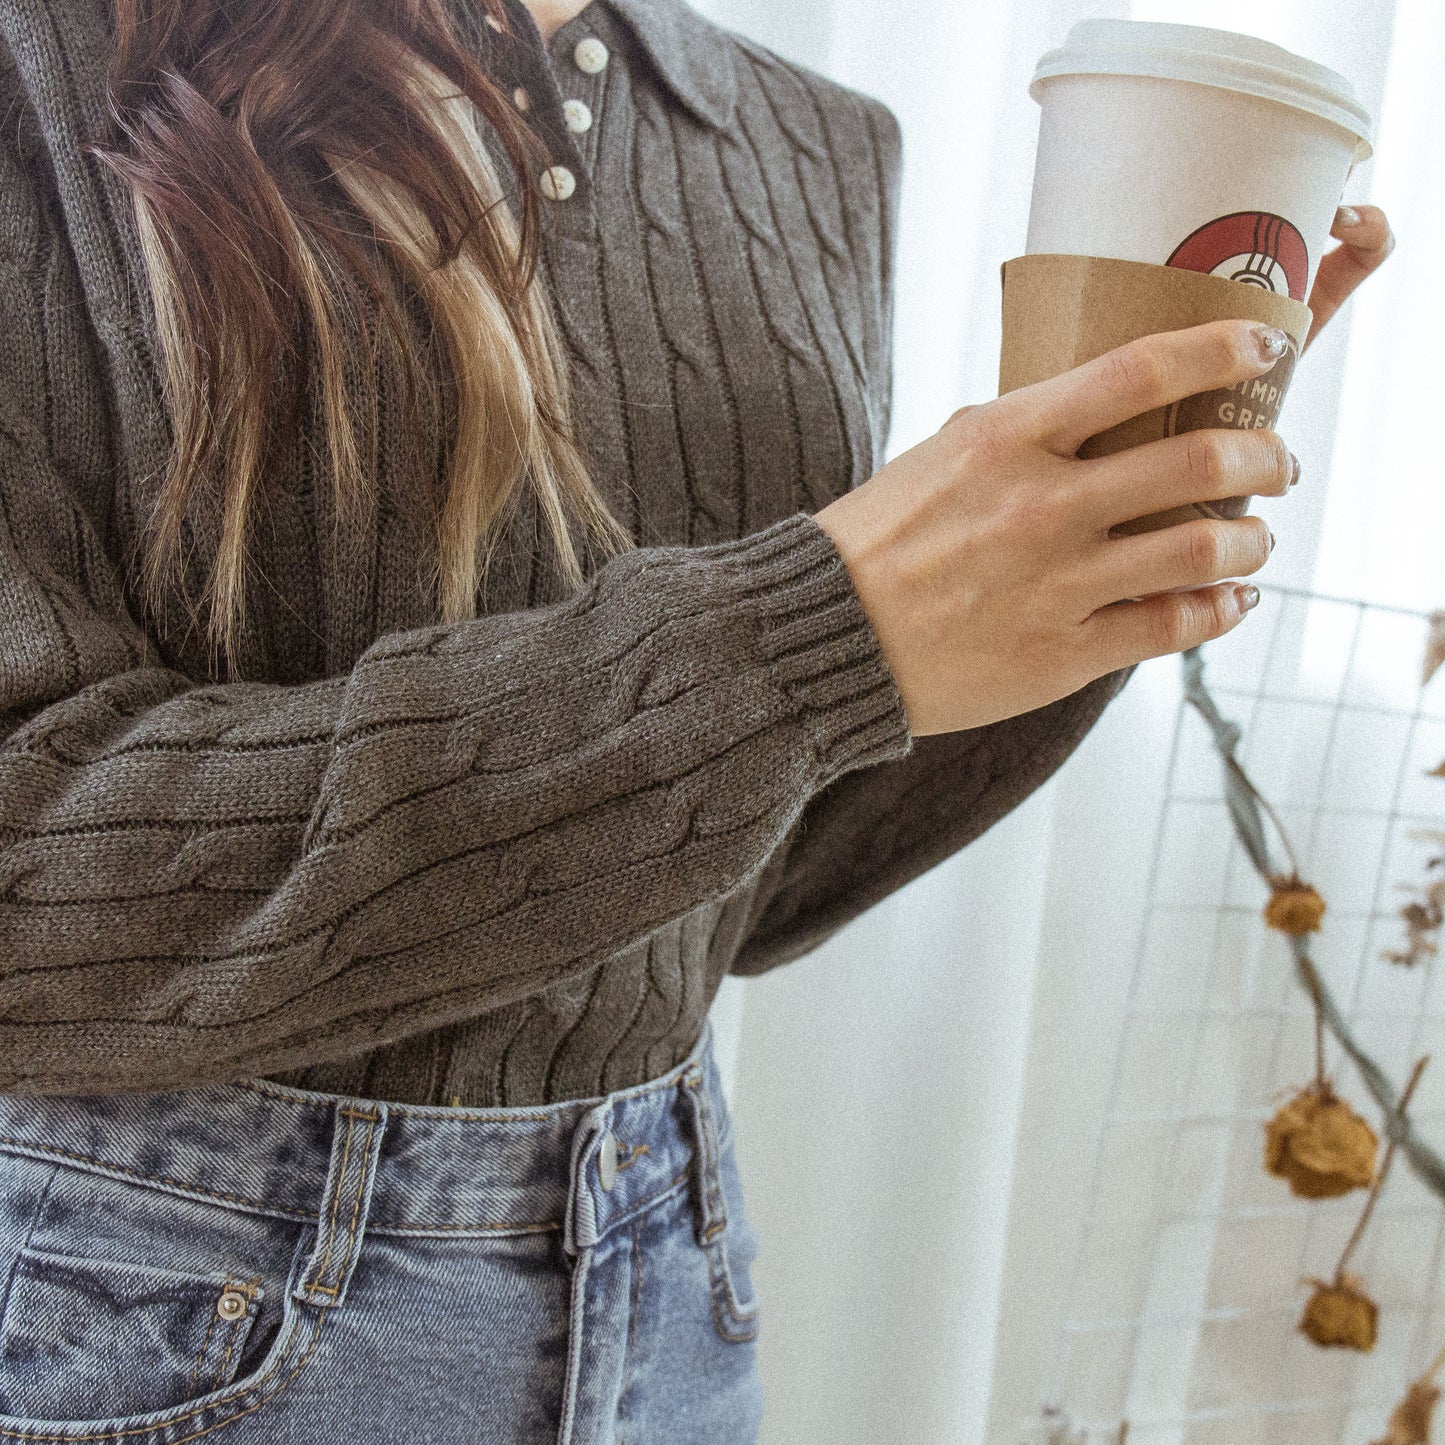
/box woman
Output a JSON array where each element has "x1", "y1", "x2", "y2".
[{"x1": 0, "y1": 0, "x2": 1391, "y2": 1438}]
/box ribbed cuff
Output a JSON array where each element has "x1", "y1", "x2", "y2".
[{"x1": 708, "y1": 512, "x2": 913, "y2": 784}]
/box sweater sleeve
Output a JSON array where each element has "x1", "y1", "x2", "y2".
[
  {"x1": 729, "y1": 664, "x2": 1136, "y2": 975},
  {"x1": 0, "y1": 146, "x2": 912, "y2": 1096}
]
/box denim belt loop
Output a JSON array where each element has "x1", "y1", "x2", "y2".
[
  {"x1": 563, "y1": 1102, "x2": 610, "y2": 1259},
  {"x1": 292, "y1": 1099, "x2": 388, "y2": 1310},
  {"x1": 680, "y1": 1065, "x2": 727, "y2": 1248}
]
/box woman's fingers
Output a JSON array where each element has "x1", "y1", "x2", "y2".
[
  {"x1": 1077, "y1": 514, "x2": 1273, "y2": 610},
  {"x1": 1304, "y1": 204, "x2": 1396, "y2": 350},
  {"x1": 1086, "y1": 581, "x2": 1258, "y2": 672},
  {"x1": 1013, "y1": 318, "x2": 1288, "y2": 458},
  {"x1": 1072, "y1": 425, "x2": 1294, "y2": 533}
]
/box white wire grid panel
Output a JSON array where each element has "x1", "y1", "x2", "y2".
[{"x1": 1037, "y1": 582, "x2": 1445, "y2": 1445}]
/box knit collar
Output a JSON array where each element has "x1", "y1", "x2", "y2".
[{"x1": 599, "y1": 0, "x2": 739, "y2": 130}]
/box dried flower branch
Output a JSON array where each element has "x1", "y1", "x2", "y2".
[
  {"x1": 1296, "y1": 1057, "x2": 1427, "y2": 1353},
  {"x1": 1181, "y1": 647, "x2": 1445, "y2": 1205},
  {"x1": 1338, "y1": 1058, "x2": 1428, "y2": 1271}
]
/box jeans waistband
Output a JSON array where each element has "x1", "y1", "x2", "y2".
[{"x1": 0, "y1": 1027, "x2": 727, "y2": 1259}]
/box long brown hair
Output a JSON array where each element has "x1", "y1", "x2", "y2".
[{"x1": 92, "y1": 0, "x2": 629, "y2": 670}]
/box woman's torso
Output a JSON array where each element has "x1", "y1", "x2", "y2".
[{"x1": 1, "y1": 0, "x2": 900, "y2": 1105}]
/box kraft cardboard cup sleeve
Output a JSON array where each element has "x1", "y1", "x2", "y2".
[{"x1": 1004, "y1": 20, "x2": 1374, "y2": 534}]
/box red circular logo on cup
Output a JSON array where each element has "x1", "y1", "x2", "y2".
[{"x1": 1167, "y1": 211, "x2": 1309, "y2": 302}]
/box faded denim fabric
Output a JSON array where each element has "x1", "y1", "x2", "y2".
[{"x1": 0, "y1": 1029, "x2": 761, "y2": 1443}]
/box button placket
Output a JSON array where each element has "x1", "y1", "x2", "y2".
[
  {"x1": 484, "y1": 3, "x2": 598, "y2": 234},
  {"x1": 551, "y1": 24, "x2": 609, "y2": 181}
]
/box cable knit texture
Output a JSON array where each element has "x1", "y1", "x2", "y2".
[{"x1": 0, "y1": 0, "x2": 1132, "y2": 1104}]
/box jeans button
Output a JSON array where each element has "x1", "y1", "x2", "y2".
[{"x1": 598, "y1": 1132, "x2": 618, "y2": 1192}]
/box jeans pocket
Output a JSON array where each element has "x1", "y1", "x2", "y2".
[
  {"x1": 0, "y1": 1156, "x2": 311, "y2": 1430},
  {"x1": 0, "y1": 1249, "x2": 263, "y2": 1420}
]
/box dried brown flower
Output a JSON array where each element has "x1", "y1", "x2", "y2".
[
  {"x1": 1384, "y1": 837, "x2": 1445, "y2": 966},
  {"x1": 1299, "y1": 1274, "x2": 1378, "y2": 1351},
  {"x1": 1264, "y1": 877, "x2": 1326, "y2": 934},
  {"x1": 1264, "y1": 1084, "x2": 1378, "y2": 1198},
  {"x1": 1372, "y1": 1378, "x2": 1441, "y2": 1444}
]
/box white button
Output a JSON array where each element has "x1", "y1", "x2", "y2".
[
  {"x1": 563, "y1": 99, "x2": 593, "y2": 133},
  {"x1": 574, "y1": 37, "x2": 610, "y2": 74},
  {"x1": 598, "y1": 1132, "x2": 618, "y2": 1191},
  {"x1": 512, "y1": 86, "x2": 530, "y2": 112},
  {"x1": 539, "y1": 166, "x2": 576, "y2": 202}
]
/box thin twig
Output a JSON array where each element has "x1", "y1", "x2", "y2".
[
  {"x1": 1335, "y1": 1056, "x2": 1429, "y2": 1282},
  {"x1": 1235, "y1": 757, "x2": 1304, "y2": 882},
  {"x1": 1297, "y1": 954, "x2": 1329, "y2": 1089}
]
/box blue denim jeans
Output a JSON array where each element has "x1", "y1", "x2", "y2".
[{"x1": 0, "y1": 1028, "x2": 761, "y2": 1443}]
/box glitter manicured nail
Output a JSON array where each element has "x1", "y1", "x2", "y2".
[{"x1": 1253, "y1": 325, "x2": 1289, "y2": 363}]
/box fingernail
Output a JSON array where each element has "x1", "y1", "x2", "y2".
[
  {"x1": 1252, "y1": 325, "x2": 1290, "y2": 363},
  {"x1": 1266, "y1": 527, "x2": 1276, "y2": 555},
  {"x1": 1288, "y1": 452, "x2": 1301, "y2": 487},
  {"x1": 1237, "y1": 584, "x2": 1261, "y2": 612},
  {"x1": 1336, "y1": 205, "x2": 1363, "y2": 228}
]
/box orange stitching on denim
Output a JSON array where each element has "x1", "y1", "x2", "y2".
[
  {"x1": 684, "y1": 1078, "x2": 728, "y2": 1240},
  {"x1": 310, "y1": 1113, "x2": 376, "y2": 1299},
  {"x1": 618, "y1": 1224, "x2": 643, "y2": 1432},
  {"x1": 302, "y1": 1111, "x2": 357, "y2": 1296},
  {"x1": 0, "y1": 1133, "x2": 561, "y2": 1236},
  {"x1": 705, "y1": 1243, "x2": 757, "y2": 1344},
  {"x1": 209, "y1": 1276, "x2": 261, "y2": 1392},
  {"x1": 186, "y1": 1276, "x2": 231, "y2": 1395},
  {"x1": 371, "y1": 1218, "x2": 559, "y2": 1236},
  {"x1": 602, "y1": 1171, "x2": 690, "y2": 1240},
  {"x1": 714, "y1": 1245, "x2": 757, "y2": 1322},
  {"x1": 0, "y1": 1137, "x2": 314, "y2": 1222},
  {"x1": 614, "y1": 1143, "x2": 650, "y2": 1173},
  {"x1": 333, "y1": 1117, "x2": 377, "y2": 1289},
  {"x1": 0, "y1": 1296, "x2": 328, "y2": 1442}
]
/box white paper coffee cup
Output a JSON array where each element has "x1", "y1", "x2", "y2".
[{"x1": 1025, "y1": 21, "x2": 1374, "y2": 303}]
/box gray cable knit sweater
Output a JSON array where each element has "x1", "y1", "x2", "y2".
[{"x1": 0, "y1": 0, "x2": 1133, "y2": 1106}]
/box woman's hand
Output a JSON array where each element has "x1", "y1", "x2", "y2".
[
  {"x1": 815, "y1": 319, "x2": 1294, "y2": 737},
  {"x1": 1304, "y1": 204, "x2": 1395, "y2": 351}
]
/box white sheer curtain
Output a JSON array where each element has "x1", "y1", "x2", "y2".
[{"x1": 687, "y1": 0, "x2": 1420, "y2": 1441}]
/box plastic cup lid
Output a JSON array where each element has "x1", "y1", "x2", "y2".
[{"x1": 1030, "y1": 19, "x2": 1373, "y2": 162}]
